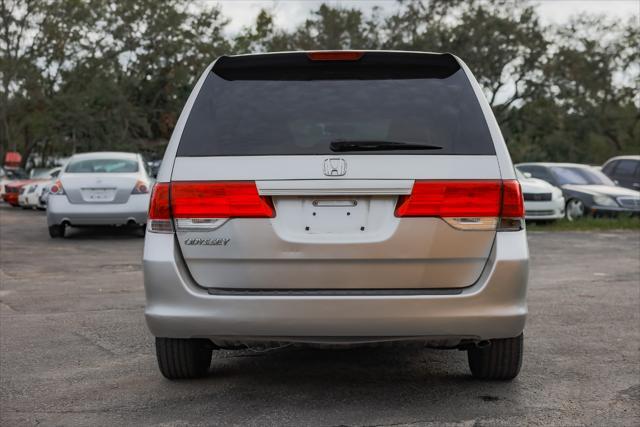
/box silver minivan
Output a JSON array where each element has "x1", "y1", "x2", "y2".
[{"x1": 144, "y1": 51, "x2": 528, "y2": 380}]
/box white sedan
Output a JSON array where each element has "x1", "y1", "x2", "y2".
[
  {"x1": 21, "y1": 181, "x2": 50, "y2": 210},
  {"x1": 517, "y1": 170, "x2": 565, "y2": 221},
  {"x1": 19, "y1": 167, "x2": 62, "y2": 210}
]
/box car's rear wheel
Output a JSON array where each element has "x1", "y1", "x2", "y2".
[
  {"x1": 155, "y1": 337, "x2": 213, "y2": 380},
  {"x1": 467, "y1": 334, "x2": 523, "y2": 380},
  {"x1": 565, "y1": 199, "x2": 585, "y2": 221},
  {"x1": 48, "y1": 224, "x2": 65, "y2": 238}
]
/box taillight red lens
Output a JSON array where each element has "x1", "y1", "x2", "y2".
[
  {"x1": 170, "y1": 182, "x2": 274, "y2": 219},
  {"x1": 132, "y1": 180, "x2": 149, "y2": 194},
  {"x1": 395, "y1": 181, "x2": 503, "y2": 217},
  {"x1": 148, "y1": 183, "x2": 170, "y2": 220},
  {"x1": 50, "y1": 179, "x2": 64, "y2": 195},
  {"x1": 307, "y1": 51, "x2": 364, "y2": 61},
  {"x1": 501, "y1": 180, "x2": 525, "y2": 218}
]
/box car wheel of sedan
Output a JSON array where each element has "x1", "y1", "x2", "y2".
[
  {"x1": 467, "y1": 334, "x2": 523, "y2": 380},
  {"x1": 565, "y1": 199, "x2": 585, "y2": 221},
  {"x1": 155, "y1": 337, "x2": 213, "y2": 380},
  {"x1": 48, "y1": 224, "x2": 65, "y2": 238}
]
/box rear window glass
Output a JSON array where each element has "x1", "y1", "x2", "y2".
[
  {"x1": 66, "y1": 158, "x2": 138, "y2": 173},
  {"x1": 178, "y1": 53, "x2": 495, "y2": 156},
  {"x1": 614, "y1": 160, "x2": 638, "y2": 177},
  {"x1": 550, "y1": 167, "x2": 614, "y2": 186}
]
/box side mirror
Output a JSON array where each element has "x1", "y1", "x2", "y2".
[{"x1": 523, "y1": 172, "x2": 532, "y2": 178}]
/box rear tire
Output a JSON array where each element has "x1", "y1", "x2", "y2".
[
  {"x1": 48, "y1": 224, "x2": 65, "y2": 238},
  {"x1": 467, "y1": 334, "x2": 523, "y2": 380},
  {"x1": 155, "y1": 338, "x2": 213, "y2": 380}
]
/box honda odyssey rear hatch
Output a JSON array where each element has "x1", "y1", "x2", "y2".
[{"x1": 160, "y1": 51, "x2": 513, "y2": 291}]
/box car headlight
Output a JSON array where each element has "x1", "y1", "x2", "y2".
[
  {"x1": 552, "y1": 188, "x2": 563, "y2": 200},
  {"x1": 593, "y1": 195, "x2": 618, "y2": 207}
]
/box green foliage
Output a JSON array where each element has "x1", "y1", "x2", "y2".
[{"x1": 0, "y1": 0, "x2": 638, "y2": 166}]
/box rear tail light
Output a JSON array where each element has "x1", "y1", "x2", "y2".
[
  {"x1": 147, "y1": 181, "x2": 274, "y2": 234},
  {"x1": 171, "y1": 182, "x2": 274, "y2": 219},
  {"x1": 307, "y1": 51, "x2": 364, "y2": 61},
  {"x1": 395, "y1": 180, "x2": 524, "y2": 231},
  {"x1": 498, "y1": 180, "x2": 525, "y2": 231},
  {"x1": 50, "y1": 179, "x2": 65, "y2": 195},
  {"x1": 148, "y1": 183, "x2": 172, "y2": 233},
  {"x1": 131, "y1": 180, "x2": 149, "y2": 194}
]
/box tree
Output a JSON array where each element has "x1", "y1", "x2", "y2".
[
  {"x1": 1, "y1": 0, "x2": 637, "y2": 166},
  {"x1": 504, "y1": 15, "x2": 639, "y2": 162},
  {"x1": 382, "y1": 0, "x2": 548, "y2": 124}
]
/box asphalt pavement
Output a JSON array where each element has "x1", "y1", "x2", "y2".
[{"x1": 1, "y1": 203, "x2": 639, "y2": 426}]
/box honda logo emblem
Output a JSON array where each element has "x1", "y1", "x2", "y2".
[{"x1": 323, "y1": 158, "x2": 347, "y2": 176}]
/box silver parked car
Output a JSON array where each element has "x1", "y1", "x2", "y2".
[
  {"x1": 47, "y1": 152, "x2": 152, "y2": 238},
  {"x1": 144, "y1": 51, "x2": 528, "y2": 380}
]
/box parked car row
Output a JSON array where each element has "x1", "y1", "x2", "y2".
[
  {"x1": 2, "y1": 154, "x2": 638, "y2": 228},
  {"x1": 516, "y1": 157, "x2": 640, "y2": 221},
  {"x1": 2, "y1": 152, "x2": 158, "y2": 238},
  {"x1": 1, "y1": 167, "x2": 59, "y2": 208}
]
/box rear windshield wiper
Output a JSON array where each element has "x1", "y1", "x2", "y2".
[{"x1": 330, "y1": 140, "x2": 443, "y2": 152}]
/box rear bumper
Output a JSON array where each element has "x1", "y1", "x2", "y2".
[
  {"x1": 143, "y1": 231, "x2": 529, "y2": 342},
  {"x1": 47, "y1": 194, "x2": 149, "y2": 226}
]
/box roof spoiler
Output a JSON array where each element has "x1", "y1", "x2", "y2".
[{"x1": 212, "y1": 51, "x2": 460, "y2": 81}]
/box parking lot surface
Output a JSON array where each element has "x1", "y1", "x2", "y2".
[{"x1": 1, "y1": 203, "x2": 639, "y2": 426}]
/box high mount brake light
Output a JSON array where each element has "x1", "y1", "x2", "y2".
[
  {"x1": 307, "y1": 51, "x2": 365, "y2": 61},
  {"x1": 395, "y1": 180, "x2": 524, "y2": 231},
  {"x1": 147, "y1": 181, "x2": 275, "y2": 234}
]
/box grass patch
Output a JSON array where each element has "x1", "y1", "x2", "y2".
[{"x1": 526, "y1": 216, "x2": 640, "y2": 231}]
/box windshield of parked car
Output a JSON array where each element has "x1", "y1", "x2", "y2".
[
  {"x1": 65, "y1": 158, "x2": 138, "y2": 173},
  {"x1": 30, "y1": 168, "x2": 53, "y2": 179},
  {"x1": 550, "y1": 166, "x2": 615, "y2": 186}
]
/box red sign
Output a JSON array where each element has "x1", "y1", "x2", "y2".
[{"x1": 4, "y1": 152, "x2": 22, "y2": 167}]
